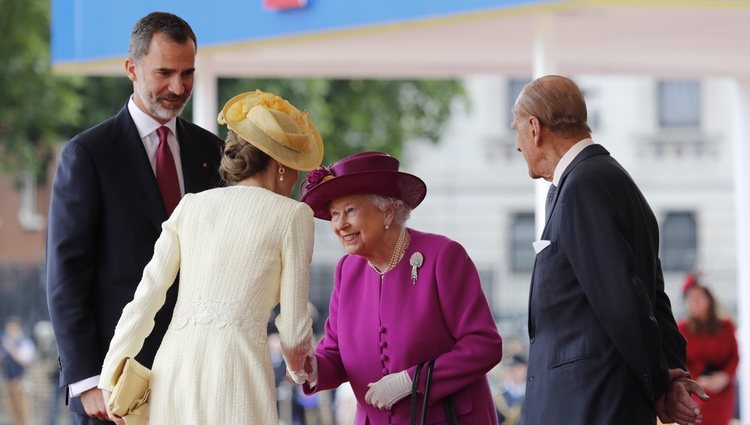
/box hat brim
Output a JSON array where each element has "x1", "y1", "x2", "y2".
[
  {"x1": 219, "y1": 91, "x2": 324, "y2": 171},
  {"x1": 301, "y1": 171, "x2": 426, "y2": 220},
  {"x1": 228, "y1": 119, "x2": 324, "y2": 171}
]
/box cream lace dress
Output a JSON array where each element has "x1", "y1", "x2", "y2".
[{"x1": 99, "y1": 186, "x2": 314, "y2": 425}]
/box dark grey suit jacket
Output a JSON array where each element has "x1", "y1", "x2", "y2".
[
  {"x1": 46, "y1": 104, "x2": 222, "y2": 416},
  {"x1": 522, "y1": 144, "x2": 686, "y2": 424}
]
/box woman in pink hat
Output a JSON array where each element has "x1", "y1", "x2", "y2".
[{"x1": 299, "y1": 151, "x2": 502, "y2": 425}]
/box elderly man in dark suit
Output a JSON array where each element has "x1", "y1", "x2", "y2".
[
  {"x1": 511, "y1": 75, "x2": 707, "y2": 425},
  {"x1": 46, "y1": 12, "x2": 222, "y2": 425}
]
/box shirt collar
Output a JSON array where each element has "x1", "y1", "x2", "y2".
[
  {"x1": 127, "y1": 96, "x2": 177, "y2": 138},
  {"x1": 552, "y1": 138, "x2": 595, "y2": 186}
]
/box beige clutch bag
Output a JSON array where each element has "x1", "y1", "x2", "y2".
[{"x1": 108, "y1": 357, "x2": 152, "y2": 425}]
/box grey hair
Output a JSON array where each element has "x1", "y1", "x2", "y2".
[
  {"x1": 370, "y1": 195, "x2": 412, "y2": 226},
  {"x1": 513, "y1": 75, "x2": 591, "y2": 137},
  {"x1": 128, "y1": 12, "x2": 197, "y2": 61}
]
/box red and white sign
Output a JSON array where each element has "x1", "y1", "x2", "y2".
[{"x1": 263, "y1": 0, "x2": 307, "y2": 11}]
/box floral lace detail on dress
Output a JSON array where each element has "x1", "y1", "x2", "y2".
[{"x1": 170, "y1": 298, "x2": 265, "y2": 338}]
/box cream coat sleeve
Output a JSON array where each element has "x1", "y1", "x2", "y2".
[
  {"x1": 274, "y1": 202, "x2": 314, "y2": 373},
  {"x1": 98, "y1": 196, "x2": 188, "y2": 391}
]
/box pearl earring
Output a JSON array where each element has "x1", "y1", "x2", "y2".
[{"x1": 278, "y1": 166, "x2": 286, "y2": 182}]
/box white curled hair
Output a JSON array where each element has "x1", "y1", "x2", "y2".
[{"x1": 370, "y1": 195, "x2": 412, "y2": 226}]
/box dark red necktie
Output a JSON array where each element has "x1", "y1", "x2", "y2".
[{"x1": 155, "y1": 126, "x2": 181, "y2": 215}]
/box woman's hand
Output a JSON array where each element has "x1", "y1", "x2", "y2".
[
  {"x1": 80, "y1": 388, "x2": 109, "y2": 422},
  {"x1": 286, "y1": 351, "x2": 318, "y2": 387},
  {"x1": 304, "y1": 352, "x2": 318, "y2": 387},
  {"x1": 365, "y1": 371, "x2": 412, "y2": 410},
  {"x1": 100, "y1": 389, "x2": 126, "y2": 425},
  {"x1": 286, "y1": 367, "x2": 308, "y2": 384}
]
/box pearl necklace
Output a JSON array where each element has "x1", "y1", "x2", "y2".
[{"x1": 369, "y1": 227, "x2": 408, "y2": 275}]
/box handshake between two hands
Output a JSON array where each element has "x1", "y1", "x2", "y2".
[
  {"x1": 286, "y1": 350, "x2": 318, "y2": 387},
  {"x1": 285, "y1": 351, "x2": 413, "y2": 411}
]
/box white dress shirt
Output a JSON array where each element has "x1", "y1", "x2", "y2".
[
  {"x1": 128, "y1": 97, "x2": 185, "y2": 195},
  {"x1": 552, "y1": 138, "x2": 595, "y2": 186}
]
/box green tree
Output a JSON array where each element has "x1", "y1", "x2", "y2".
[
  {"x1": 0, "y1": 0, "x2": 81, "y2": 180},
  {"x1": 218, "y1": 78, "x2": 465, "y2": 165},
  {"x1": 69, "y1": 77, "x2": 132, "y2": 133}
]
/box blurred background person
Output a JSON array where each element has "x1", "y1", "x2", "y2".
[
  {"x1": 32, "y1": 320, "x2": 70, "y2": 425},
  {"x1": 679, "y1": 273, "x2": 740, "y2": 425},
  {"x1": 1, "y1": 316, "x2": 36, "y2": 425},
  {"x1": 494, "y1": 354, "x2": 527, "y2": 425}
]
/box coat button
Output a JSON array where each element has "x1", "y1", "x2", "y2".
[
  {"x1": 530, "y1": 336, "x2": 535, "y2": 344},
  {"x1": 381, "y1": 354, "x2": 388, "y2": 362},
  {"x1": 379, "y1": 326, "x2": 387, "y2": 334},
  {"x1": 379, "y1": 341, "x2": 387, "y2": 348},
  {"x1": 382, "y1": 368, "x2": 389, "y2": 375}
]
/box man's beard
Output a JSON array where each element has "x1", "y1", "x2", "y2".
[{"x1": 135, "y1": 79, "x2": 190, "y2": 121}]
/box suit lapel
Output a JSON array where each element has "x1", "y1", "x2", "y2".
[
  {"x1": 112, "y1": 105, "x2": 167, "y2": 230},
  {"x1": 176, "y1": 118, "x2": 199, "y2": 193},
  {"x1": 176, "y1": 118, "x2": 216, "y2": 194},
  {"x1": 541, "y1": 144, "x2": 610, "y2": 237},
  {"x1": 531, "y1": 144, "x2": 611, "y2": 338}
]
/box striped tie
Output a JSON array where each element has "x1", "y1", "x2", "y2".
[{"x1": 545, "y1": 184, "x2": 557, "y2": 221}]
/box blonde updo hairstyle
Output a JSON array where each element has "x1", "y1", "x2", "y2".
[{"x1": 219, "y1": 129, "x2": 272, "y2": 184}]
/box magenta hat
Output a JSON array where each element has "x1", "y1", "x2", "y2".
[{"x1": 300, "y1": 151, "x2": 427, "y2": 220}]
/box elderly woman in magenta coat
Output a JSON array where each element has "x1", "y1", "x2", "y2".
[{"x1": 299, "y1": 151, "x2": 503, "y2": 425}]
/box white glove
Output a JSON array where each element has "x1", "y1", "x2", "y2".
[
  {"x1": 287, "y1": 350, "x2": 318, "y2": 386},
  {"x1": 365, "y1": 370, "x2": 412, "y2": 410},
  {"x1": 287, "y1": 366, "x2": 308, "y2": 384}
]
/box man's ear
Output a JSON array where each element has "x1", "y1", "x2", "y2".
[
  {"x1": 529, "y1": 116, "x2": 543, "y2": 147},
  {"x1": 124, "y1": 58, "x2": 137, "y2": 83}
]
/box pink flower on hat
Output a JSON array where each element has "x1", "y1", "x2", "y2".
[{"x1": 306, "y1": 166, "x2": 334, "y2": 190}]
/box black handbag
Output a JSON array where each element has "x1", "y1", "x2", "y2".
[{"x1": 409, "y1": 360, "x2": 459, "y2": 425}]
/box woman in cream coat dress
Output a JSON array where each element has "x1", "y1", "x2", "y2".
[{"x1": 98, "y1": 91, "x2": 324, "y2": 425}]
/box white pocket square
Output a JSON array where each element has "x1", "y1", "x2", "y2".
[{"x1": 532, "y1": 240, "x2": 552, "y2": 254}]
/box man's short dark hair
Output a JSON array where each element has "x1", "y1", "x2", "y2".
[{"x1": 128, "y1": 11, "x2": 197, "y2": 61}]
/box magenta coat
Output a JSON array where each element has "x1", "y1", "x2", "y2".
[{"x1": 306, "y1": 229, "x2": 502, "y2": 424}]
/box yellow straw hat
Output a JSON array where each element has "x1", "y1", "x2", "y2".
[{"x1": 217, "y1": 90, "x2": 324, "y2": 171}]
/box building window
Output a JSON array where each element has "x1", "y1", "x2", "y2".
[
  {"x1": 509, "y1": 212, "x2": 535, "y2": 273},
  {"x1": 661, "y1": 211, "x2": 697, "y2": 272},
  {"x1": 19, "y1": 169, "x2": 46, "y2": 231},
  {"x1": 658, "y1": 81, "x2": 701, "y2": 128}
]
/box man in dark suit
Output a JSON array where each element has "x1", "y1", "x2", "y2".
[
  {"x1": 46, "y1": 12, "x2": 222, "y2": 424},
  {"x1": 511, "y1": 75, "x2": 707, "y2": 425}
]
